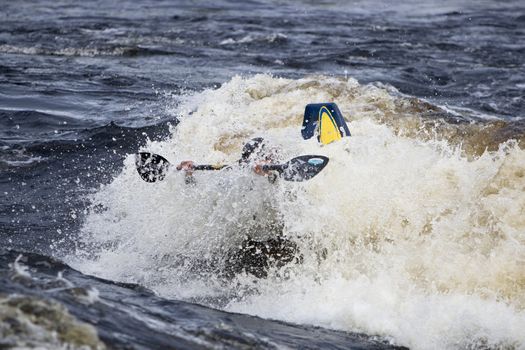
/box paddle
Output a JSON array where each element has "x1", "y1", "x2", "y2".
[
  {"x1": 262, "y1": 155, "x2": 329, "y2": 182},
  {"x1": 135, "y1": 152, "x2": 329, "y2": 183}
]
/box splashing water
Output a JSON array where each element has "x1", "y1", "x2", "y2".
[{"x1": 71, "y1": 75, "x2": 525, "y2": 349}]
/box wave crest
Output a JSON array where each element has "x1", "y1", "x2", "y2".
[{"x1": 71, "y1": 75, "x2": 525, "y2": 349}]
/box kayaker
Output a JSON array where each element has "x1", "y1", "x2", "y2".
[
  {"x1": 175, "y1": 137, "x2": 298, "y2": 277},
  {"x1": 176, "y1": 137, "x2": 279, "y2": 184}
]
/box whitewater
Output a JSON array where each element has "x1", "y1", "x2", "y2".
[{"x1": 71, "y1": 74, "x2": 525, "y2": 350}]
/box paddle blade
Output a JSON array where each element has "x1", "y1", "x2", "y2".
[
  {"x1": 281, "y1": 155, "x2": 329, "y2": 182},
  {"x1": 135, "y1": 152, "x2": 170, "y2": 183}
]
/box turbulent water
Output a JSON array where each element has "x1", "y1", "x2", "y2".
[{"x1": 1, "y1": 1, "x2": 524, "y2": 349}]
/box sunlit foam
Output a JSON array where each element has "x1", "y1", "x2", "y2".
[{"x1": 69, "y1": 74, "x2": 525, "y2": 349}]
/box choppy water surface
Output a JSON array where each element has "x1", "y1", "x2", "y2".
[{"x1": 1, "y1": 1, "x2": 524, "y2": 349}]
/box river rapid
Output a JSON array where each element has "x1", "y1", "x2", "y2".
[{"x1": 1, "y1": 1, "x2": 524, "y2": 349}]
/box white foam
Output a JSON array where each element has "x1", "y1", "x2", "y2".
[
  {"x1": 0, "y1": 44, "x2": 134, "y2": 57},
  {"x1": 3, "y1": 156, "x2": 44, "y2": 166},
  {"x1": 220, "y1": 33, "x2": 287, "y2": 45},
  {"x1": 9, "y1": 255, "x2": 32, "y2": 279},
  {"x1": 71, "y1": 74, "x2": 525, "y2": 349}
]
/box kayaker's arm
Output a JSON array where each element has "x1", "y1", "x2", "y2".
[
  {"x1": 176, "y1": 159, "x2": 274, "y2": 185},
  {"x1": 253, "y1": 162, "x2": 271, "y2": 176},
  {"x1": 254, "y1": 162, "x2": 278, "y2": 183},
  {"x1": 176, "y1": 161, "x2": 195, "y2": 173},
  {"x1": 176, "y1": 161, "x2": 196, "y2": 185}
]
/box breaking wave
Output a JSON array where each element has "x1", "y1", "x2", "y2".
[{"x1": 71, "y1": 75, "x2": 525, "y2": 349}]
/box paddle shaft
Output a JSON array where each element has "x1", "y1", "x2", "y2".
[
  {"x1": 193, "y1": 164, "x2": 281, "y2": 171},
  {"x1": 193, "y1": 164, "x2": 229, "y2": 171}
]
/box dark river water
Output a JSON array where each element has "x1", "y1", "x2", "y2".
[{"x1": 1, "y1": 1, "x2": 524, "y2": 349}]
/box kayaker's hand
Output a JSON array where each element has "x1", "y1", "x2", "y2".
[
  {"x1": 176, "y1": 161, "x2": 195, "y2": 175},
  {"x1": 254, "y1": 161, "x2": 278, "y2": 183},
  {"x1": 253, "y1": 162, "x2": 270, "y2": 176}
]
